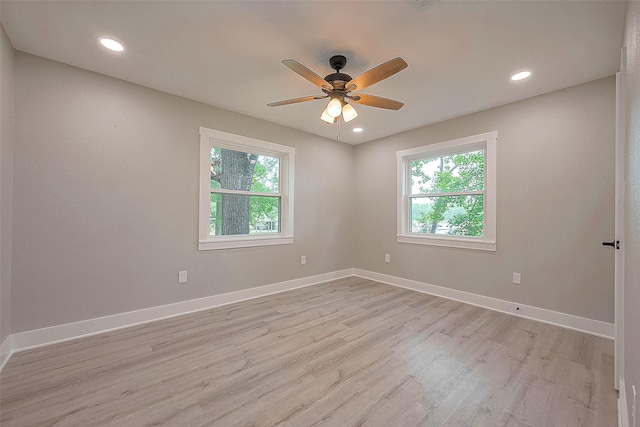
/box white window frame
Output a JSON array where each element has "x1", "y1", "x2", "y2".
[
  {"x1": 396, "y1": 131, "x2": 496, "y2": 251},
  {"x1": 199, "y1": 127, "x2": 295, "y2": 250}
]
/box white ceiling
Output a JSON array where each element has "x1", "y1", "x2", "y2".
[{"x1": 0, "y1": 1, "x2": 627, "y2": 144}]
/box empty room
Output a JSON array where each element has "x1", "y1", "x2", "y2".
[{"x1": 0, "y1": 1, "x2": 639, "y2": 426}]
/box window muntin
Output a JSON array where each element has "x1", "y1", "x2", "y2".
[
  {"x1": 397, "y1": 131, "x2": 496, "y2": 251},
  {"x1": 199, "y1": 127, "x2": 294, "y2": 250}
]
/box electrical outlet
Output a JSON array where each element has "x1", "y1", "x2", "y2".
[
  {"x1": 178, "y1": 270, "x2": 187, "y2": 284},
  {"x1": 385, "y1": 254, "x2": 391, "y2": 263},
  {"x1": 301, "y1": 255, "x2": 306, "y2": 265},
  {"x1": 513, "y1": 272, "x2": 521, "y2": 284}
]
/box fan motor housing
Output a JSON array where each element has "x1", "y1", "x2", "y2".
[{"x1": 324, "y1": 72, "x2": 352, "y2": 85}]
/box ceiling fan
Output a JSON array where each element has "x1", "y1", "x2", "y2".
[{"x1": 267, "y1": 55, "x2": 408, "y2": 124}]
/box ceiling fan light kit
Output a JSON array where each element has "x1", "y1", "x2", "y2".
[
  {"x1": 268, "y1": 55, "x2": 407, "y2": 124},
  {"x1": 326, "y1": 98, "x2": 343, "y2": 117},
  {"x1": 320, "y1": 108, "x2": 337, "y2": 124},
  {"x1": 341, "y1": 103, "x2": 358, "y2": 122}
]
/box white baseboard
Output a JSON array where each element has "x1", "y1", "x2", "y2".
[
  {"x1": 620, "y1": 378, "x2": 630, "y2": 427},
  {"x1": 0, "y1": 334, "x2": 12, "y2": 371},
  {"x1": 9, "y1": 269, "x2": 354, "y2": 354},
  {"x1": 353, "y1": 269, "x2": 614, "y2": 339},
  {"x1": 3, "y1": 267, "x2": 614, "y2": 374}
]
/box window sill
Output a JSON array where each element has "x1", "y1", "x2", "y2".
[
  {"x1": 397, "y1": 234, "x2": 496, "y2": 252},
  {"x1": 199, "y1": 235, "x2": 293, "y2": 251}
]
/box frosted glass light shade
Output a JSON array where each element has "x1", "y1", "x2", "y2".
[
  {"x1": 327, "y1": 98, "x2": 343, "y2": 117},
  {"x1": 342, "y1": 103, "x2": 358, "y2": 122},
  {"x1": 321, "y1": 108, "x2": 337, "y2": 123}
]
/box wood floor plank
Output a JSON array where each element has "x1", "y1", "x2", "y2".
[{"x1": 0, "y1": 278, "x2": 618, "y2": 426}]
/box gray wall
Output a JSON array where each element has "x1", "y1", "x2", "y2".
[
  {"x1": 0, "y1": 24, "x2": 14, "y2": 345},
  {"x1": 11, "y1": 53, "x2": 355, "y2": 333},
  {"x1": 624, "y1": 0, "x2": 640, "y2": 420},
  {"x1": 354, "y1": 77, "x2": 616, "y2": 323},
  {"x1": 6, "y1": 47, "x2": 619, "y2": 336}
]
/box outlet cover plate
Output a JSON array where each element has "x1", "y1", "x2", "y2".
[
  {"x1": 513, "y1": 272, "x2": 521, "y2": 284},
  {"x1": 178, "y1": 270, "x2": 188, "y2": 283}
]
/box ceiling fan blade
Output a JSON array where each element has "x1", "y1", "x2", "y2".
[
  {"x1": 348, "y1": 57, "x2": 408, "y2": 91},
  {"x1": 350, "y1": 94, "x2": 404, "y2": 110},
  {"x1": 282, "y1": 59, "x2": 334, "y2": 90},
  {"x1": 267, "y1": 95, "x2": 325, "y2": 107}
]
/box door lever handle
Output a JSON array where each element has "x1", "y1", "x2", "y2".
[{"x1": 602, "y1": 240, "x2": 620, "y2": 249}]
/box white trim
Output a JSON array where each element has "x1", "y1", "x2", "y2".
[
  {"x1": 397, "y1": 131, "x2": 497, "y2": 159},
  {"x1": 396, "y1": 131, "x2": 497, "y2": 252},
  {"x1": 10, "y1": 269, "x2": 353, "y2": 353},
  {"x1": 198, "y1": 127, "x2": 295, "y2": 251},
  {"x1": 410, "y1": 190, "x2": 484, "y2": 198},
  {"x1": 4, "y1": 268, "x2": 614, "y2": 369},
  {"x1": 210, "y1": 188, "x2": 283, "y2": 197},
  {"x1": 0, "y1": 335, "x2": 13, "y2": 372},
  {"x1": 397, "y1": 235, "x2": 496, "y2": 252},
  {"x1": 199, "y1": 127, "x2": 293, "y2": 157},
  {"x1": 614, "y1": 60, "x2": 627, "y2": 389},
  {"x1": 620, "y1": 378, "x2": 630, "y2": 427},
  {"x1": 199, "y1": 236, "x2": 293, "y2": 251},
  {"x1": 353, "y1": 269, "x2": 614, "y2": 339}
]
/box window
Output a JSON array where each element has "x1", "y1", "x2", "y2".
[
  {"x1": 199, "y1": 127, "x2": 294, "y2": 250},
  {"x1": 397, "y1": 131, "x2": 496, "y2": 251}
]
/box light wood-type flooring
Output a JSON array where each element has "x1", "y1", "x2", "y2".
[{"x1": 0, "y1": 277, "x2": 618, "y2": 426}]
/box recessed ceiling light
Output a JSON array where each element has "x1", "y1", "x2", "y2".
[
  {"x1": 100, "y1": 38, "x2": 124, "y2": 52},
  {"x1": 511, "y1": 71, "x2": 531, "y2": 81},
  {"x1": 353, "y1": 127, "x2": 363, "y2": 133}
]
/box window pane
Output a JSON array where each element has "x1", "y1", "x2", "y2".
[
  {"x1": 210, "y1": 147, "x2": 279, "y2": 193},
  {"x1": 210, "y1": 193, "x2": 280, "y2": 236},
  {"x1": 410, "y1": 194, "x2": 484, "y2": 237},
  {"x1": 249, "y1": 195, "x2": 280, "y2": 233},
  {"x1": 210, "y1": 193, "x2": 220, "y2": 236},
  {"x1": 411, "y1": 150, "x2": 484, "y2": 194},
  {"x1": 210, "y1": 147, "x2": 221, "y2": 190},
  {"x1": 252, "y1": 155, "x2": 280, "y2": 193}
]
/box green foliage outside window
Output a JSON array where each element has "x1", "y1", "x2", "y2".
[
  {"x1": 248, "y1": 156, "x2": 280, "y2": 231},
  {"x1": 410, "y1": 150, "x2": 485, "y2": 237}
]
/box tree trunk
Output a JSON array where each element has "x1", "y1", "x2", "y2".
[{"x1": 219, "y1": 149, "x2": 257, "y2": 235}]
